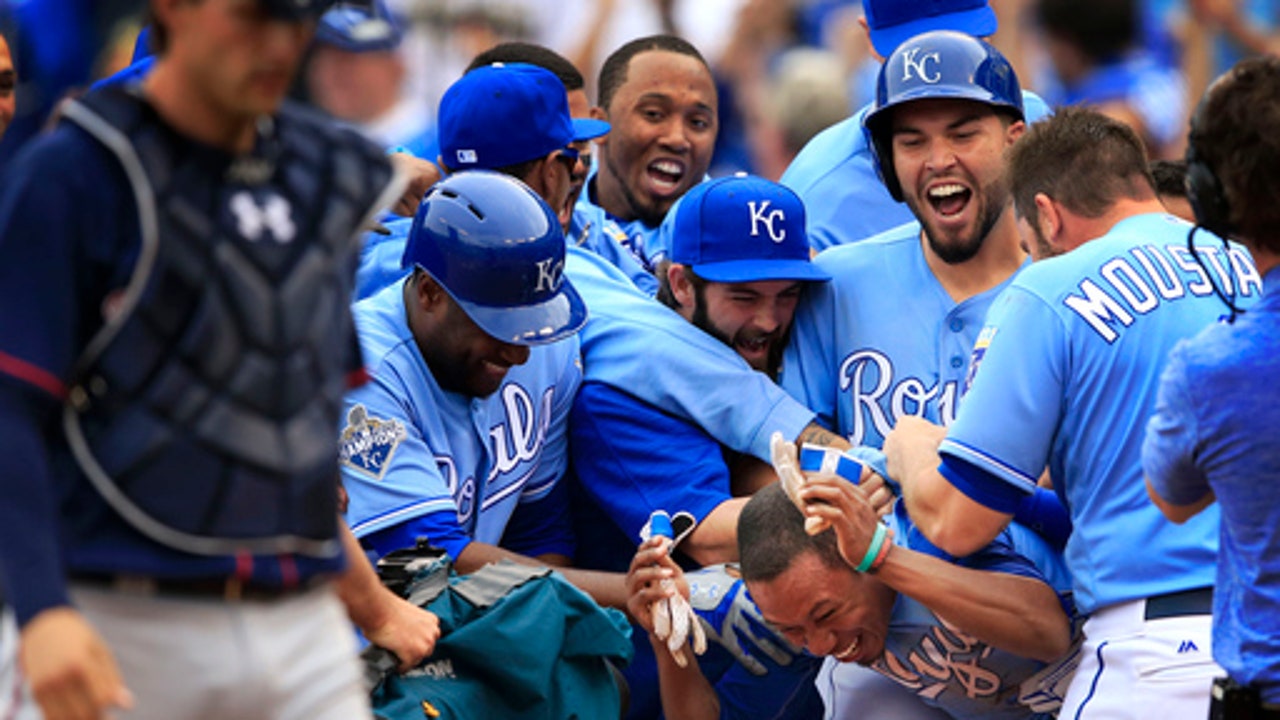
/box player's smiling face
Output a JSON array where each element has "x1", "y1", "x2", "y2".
[
  {"x1": 594, "y1": 50, "x2": 717, "y2": 226},
  {"x1": 890, "y1": 99, "x2": 1024, "y2": 264},
  {"x1": 748, "y1": 551, "x2": 894, "y2": 665},
  {"x1": 672, "y1": 268, "x2": 803, "y2": 377},
  {"x1": 410, "y1": 275, "x2": 531, "y2": 398}
]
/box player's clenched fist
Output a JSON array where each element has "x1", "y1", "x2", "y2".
[
  {"x1": 628, "y1": 537, "x2": 706, "y2": 668},
  {"x1": 797, "y1": 475, "x2": 895, "y2": 574},
  {"x1": 20, "y1": 608, "x2": 133, "y2": 720}
]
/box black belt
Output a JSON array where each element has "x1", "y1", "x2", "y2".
[
  {"x1": 1144, "y1": 586, "x2": 1213, "y2": 620},
  {"x1": 71, "y1": 572, "x2": 317, "y2": 602}
]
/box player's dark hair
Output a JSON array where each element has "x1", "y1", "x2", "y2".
[
  {"x1": 1036, "y1": 0, "x2": 1136, "y2": 62},
  {"x1": 597, "y1": 34, "x2": 710, "y2": 112},
  {"x1": 738, "y1": 484, "x2": 845, "y2": 583},
  {"x1": 655, "y1": 261, "x2": 707, "y2": 311},
  {"x1": 466, "y1": 41, "x2": 586, "y2": 93},
  {"x1": 1007, "y1": 106, "x2": 1155, "y2": 229},
  {"x1": 1190, "y1": 55, "x2": 1280, "y2": 252},
  {"x1": 1149, "y1": 159, "x2": 1188, "y2": 199}
]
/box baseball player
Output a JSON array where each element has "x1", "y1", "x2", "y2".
[
  {"x1": 464, "y1": 42, "x2": 601, "y2": 232},
  {"x1": 738, "y1": 478, "x2": 1074, "y2": 720},
  {"x1": 780, "y1": 0, "x2": 1051, "y2": 251},
  {"x1": 781, "y1": 31, "x2": 1029, "y2": 453},
  {"x1": 1143, "y1": 57, "x2": 1280, "y2": 717},
  {"x1": 306, "y1": 1, "x2": 439, "y2": 162},
  {"x1": 340, "y1": 171, "x2": 618, "y2": 593},
  {"x1": 0, "y1": 1, "x2": 441, "y2": 718},
  {"x1": 571, "y1": 174, "x2": 832, "y2": 719},
  {"x1": 885, "y1": 107, "x2": 1263, "y2": 719},
  {"x1": 574, "y1": 34, "x2": 718, "y2": 294}
]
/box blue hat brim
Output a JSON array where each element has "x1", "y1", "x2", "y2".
[
  {"x1": 868, "y1": 5, "x2": 997, "y2": 58},
  {"x1": 457, "y1": 279, "x2": 589, "y2": 346},
  {"x1": 691, "y1": 258, "x2": 831, "y2": 284},
  {"x1": 572, "y1": 118, "x2": 611, "y2": 142}
]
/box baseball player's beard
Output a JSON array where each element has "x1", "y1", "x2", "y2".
[
  {"x1": 690, "y1": 301, "x2": 787, "y2": 380},
  {"x1": 912, "y1": 178, "x2": 1012, "y2": 266}
]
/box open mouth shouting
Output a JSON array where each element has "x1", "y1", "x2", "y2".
[
  {"x1": 926, "y1": 181, "x2": 973, "y2": 224},
  {"x1": 647, "y1": 158, "x2": 687, "y2": 197}
]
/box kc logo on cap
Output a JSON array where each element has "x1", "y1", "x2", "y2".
[
  {"x1": 748, "y1": 200, "x2": 787, "y2": 243},
  {"x1": 668, "y1": 174, "x2": 830, "y2": 285}
]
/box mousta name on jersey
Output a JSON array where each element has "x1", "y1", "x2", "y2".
[{"x1": 1065, "y1": 242, "x2": 1260, "y2": 343}]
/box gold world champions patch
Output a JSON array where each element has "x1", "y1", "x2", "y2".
[{"x1": 339, "y1": 404, "x2": 407, "y2": 480}]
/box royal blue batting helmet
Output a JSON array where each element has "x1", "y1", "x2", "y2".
[
  {"x1": 864, "y1": 30, "x2": 1023, "y2": 201},
  {"x1": 401, "y1": 171, "x2": 587, "y2": 345}
]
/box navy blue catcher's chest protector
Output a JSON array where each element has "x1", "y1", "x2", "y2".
[{"x1": 58, "y1": 86, "x2": 395, "y2": 557}]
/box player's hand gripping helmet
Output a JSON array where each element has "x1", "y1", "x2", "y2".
[
  {"x1": 864, "y1": 29, "x2": 1024, "y2": 202},
  {"x1": 401, "y1": 170, "x2": 588, "y2": 345}
]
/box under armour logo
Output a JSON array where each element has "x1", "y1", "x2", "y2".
[
  {"x1": 230, "y1": 191, "x2": 296, "y2": 244},
  {"x1": 1178, "y1": 640, "x2": 1200, "y2": 654},
  {"x1": 747, "y1": 200, "x2": 787, "y2": 243},
  {"x1": 901, "y1": 47, "x2": 943, "y2": 84},
  {"x1": 534, "y1": 257, "x2": 564, "y2": 293}
]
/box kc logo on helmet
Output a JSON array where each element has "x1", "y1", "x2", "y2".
[
  {"x1": 534, "y1": 257, "x2": 565, "y2": 293},
  {"x1": 901, "y1": 47, "x2": 942, "y2": 84},
  {"x1": 747, "y1": 200, "x2": 787, "y2": 243}
]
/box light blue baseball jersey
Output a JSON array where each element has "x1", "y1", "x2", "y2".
[
  {"x1": 339, "y1": 281, "x2": 582, "y2": 559},
  {"x1": 566, "y1": 244, "x2": 816, "y2": 463},
  {"x1": 781, "y1": 221, "x2": 1024, "y2": 449},
  {"x1": 878, "y1": 503, "x2": 1071, "y2": 720},
  {"x1": 780, "y1": 91, "x2": 1051, "y2": 252},
  {"x1": 346, "y1": 218, "x2": 813, "y2": 466},
  {"x1": 354, "y1": 216, "x2": 413, "y2": 301},
  {"x1": 939, "y1": 213, "x2": 1263, "y2": 615},
  {"x1": 572, "y1": 178, "x2": 664, "y2": 294},
  {"x1": 572, "y1": 201, "x2": 660, "y2": 296}
]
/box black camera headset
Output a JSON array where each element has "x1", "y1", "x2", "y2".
[{"x1": 1184, "y1": 94, "x2": 1244, "y2": 322}]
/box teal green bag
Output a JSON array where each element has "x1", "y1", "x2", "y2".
[{"x1": 367, "y1": 559, "x2": 634, "y2": 720}]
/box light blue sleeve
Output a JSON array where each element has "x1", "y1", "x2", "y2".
[
  {"x1": 1141, "y1": 342, "x2": 1211, "y2": 505},
  {"x1": 567, "y1": 246, "x2": 816, "y2": 462},
  {"x1": 355, "y1": 217, "x2": 413, "y2": 301},
  {"x1": 339, "y1": 370, "x2": 459, "y2": 539},
  {"x1": 519, "y1": 339, "x2": 583, "y2": 502},
  {"x1": 940, "y1": 286, "x2": 1066, "y2": 498},
  {"x1": 780, "y1": 272, "x2": 839, "y2": 431}
]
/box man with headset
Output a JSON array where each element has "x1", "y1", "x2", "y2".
[{"x1": 1144, "y1": 55, "x2": 1280, "y2": 719}]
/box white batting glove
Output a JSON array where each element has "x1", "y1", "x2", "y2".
[{"x1": 641, "y1": 511, "x2": 707, "y2": 667}]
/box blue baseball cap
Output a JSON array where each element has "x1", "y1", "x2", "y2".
[
  {"x1": 669, "y1": 175, "x2": 830, "y2": 284},
  {"x1": 862, "y1": 0, "x2": 997, "y2": 57},
  {"x1": 439, "y1": 63, "x2": 611, "y2": 171},
  {"x1": 315, "y1": 1, "x2": 402, "y2": 52}
]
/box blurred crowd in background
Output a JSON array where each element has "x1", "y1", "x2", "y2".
[{"x1": 0, "y1": 0, "x2": 1276, "y2": 176}]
